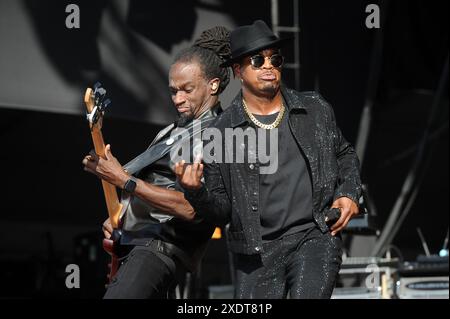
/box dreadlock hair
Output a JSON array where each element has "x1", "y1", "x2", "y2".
[{"x1": 173, "y1": 26, "x2": 231, "y2": 95}]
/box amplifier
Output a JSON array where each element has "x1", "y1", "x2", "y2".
[
  {"x1": 396, "y1": 276, "x2": 449, "y2": 299},
  {"x1": 332, "y1": 287, "x2": 383, "y2": 299},
  {"x1": 333, "y1": 257, "x2": 398, "y2": 299}
]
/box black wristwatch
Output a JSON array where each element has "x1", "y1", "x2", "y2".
[{"x1": 123, "y1": 176, "x2": 137, "y2": 193}]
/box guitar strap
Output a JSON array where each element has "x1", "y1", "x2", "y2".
[
  {"x1": 118, "y1": 113, "x2": 216, "y2": 220},
  {"x1": 123, "y1": 116, "x2": 215, "y2": 175}
]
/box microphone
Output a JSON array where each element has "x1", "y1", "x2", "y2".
[{"x1": 325, "y1": 208, "x2": 341, "y2": 227}]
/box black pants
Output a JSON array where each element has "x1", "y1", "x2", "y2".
[
  {"x1": 104, "y1": 246, "x2": 187, "y2": 299},
  {"x1": 233, "y1": 227, "x2": 342, "y2": 299}
]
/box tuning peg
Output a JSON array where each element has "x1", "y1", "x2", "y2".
[
  {"x1": 94, "y1": 88, "x2": 107, "y2": 107},
  {"x1": 96, "y1": 87, "x2": 106, "y2": 97},
  {"x1": 103, "y1": 98, "x2": 111, "y2": 108},
  {"x1": 100, "y1": 98, "x2": 111, "y2": 112},
  {"x1": 93, "y1": 82, "x2": 102, "y2": 92}
]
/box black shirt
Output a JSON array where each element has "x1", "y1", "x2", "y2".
[
  {"x1": 120, "y1": 105, "x2": 223, "y2": 259},
  {"x1": 136, "y1": 151, "x2": 215, "y2": 255},
  {"x1": 183, "y1": 88, "x2": 362, "y2": 255},
  {"x1": 253, "y1": 110, "x2": 314, "y2": 241}
]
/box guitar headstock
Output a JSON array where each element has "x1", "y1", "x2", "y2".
[{"x1": 84, "y1": 82, "x2": 111, "y2": 130}]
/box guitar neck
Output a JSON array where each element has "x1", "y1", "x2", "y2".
[{"x1": 91, "y1": 128, "x2": 122, "y2": 228}]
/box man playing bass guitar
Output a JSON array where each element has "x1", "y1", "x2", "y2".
[{"x1": 82, "y1": 26, "x2": 231, "y2": 299}]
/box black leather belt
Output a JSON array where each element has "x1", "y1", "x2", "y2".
[{"x1": 112, "y1": 229, "x2": 195, "y2": 272}]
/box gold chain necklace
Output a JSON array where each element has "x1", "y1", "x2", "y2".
[{"x1": 242, "y1": 99, "x2": 285, "y2": 130}]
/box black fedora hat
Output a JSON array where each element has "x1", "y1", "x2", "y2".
[{"x1": 220, "y1": 20, "x2": 292, "y2": 67}]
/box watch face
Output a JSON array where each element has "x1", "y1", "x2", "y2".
[{"x1": 125, "y1": 178, "x2": 137, "y2": 193}]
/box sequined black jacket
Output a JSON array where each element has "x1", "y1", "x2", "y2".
[{"x1": 185, "y1": 87, "x2": 362, "y2": 255}]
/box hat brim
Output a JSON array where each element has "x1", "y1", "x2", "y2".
[{"x1": 220, "y1": 36, "x2": 293, "y2": 67}]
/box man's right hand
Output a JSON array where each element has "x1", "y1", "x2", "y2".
[
  {"x1": 102, "y1": 218, "x2": 113, "y2": 239},
  {"x1": 174, "y1": 159, "x2": 203, "y2": 190}
]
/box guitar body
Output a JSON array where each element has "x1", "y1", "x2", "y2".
[
  {"x1": 84, "y1": 84, "x2": 123, "y2": 283},
  {"x1": 102, "y1": 238, "x2": 119, "y2": 281}
]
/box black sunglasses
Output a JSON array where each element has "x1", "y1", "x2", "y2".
[{"x1": 250, "y1": 54, "x2": 284, "y2": 68}]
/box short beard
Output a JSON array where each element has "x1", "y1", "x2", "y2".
[
  {"x1": 176, "y1": 112, "x2": 194, "y2": 127},
  {"x1": 260, "y1": 83, "x2": 278, "y2": 97}
]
